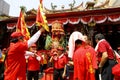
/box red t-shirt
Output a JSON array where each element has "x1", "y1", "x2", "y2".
[
  {"x1": 27, "y1": 52, "x2": 41, "y2": 71},
  {"x1": 97, "y1": 40, "x2": 114, "y2": 62},
  {"x1": 4, "y1": 42, "x2": 28, "y2": 80},
  {"x1": 54, "y1": 54, "x2": 68, "y2": 69}
]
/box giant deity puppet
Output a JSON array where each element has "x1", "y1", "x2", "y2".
[{"x1": 45, "y1": 21, "x2": 67, "y2": 50}]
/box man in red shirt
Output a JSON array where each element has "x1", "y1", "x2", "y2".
[
  {"x1": 95, "y1": 33, "x2": 116, "y2": 80},
  {"x1": 4, "y1": 28, "x2": 45, "y2": 80},
  {"x1": 68, "y1": 31, "x2": 98, "y2": 80}
]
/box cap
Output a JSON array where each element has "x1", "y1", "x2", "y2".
[{"x1": 11, "y1": 32, "x2": 23, "y2": 38}]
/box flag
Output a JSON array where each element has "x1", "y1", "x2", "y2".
[
  {"x1": 16, "y1": 7, "x2": 30, "y2": 41},
  {"x1": 36, "y1": 0, "x2": 49, "y2": 32}
]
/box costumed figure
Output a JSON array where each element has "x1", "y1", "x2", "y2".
[
  {"x1": 0, "y1": 48, "x2": 7, "y2": 79},
  {"x1": 45, "y1": 21, "x2": 68, "y2": 79},
  {"x1": 45, "y1": 20, "x2": 67, "y2": 50}
]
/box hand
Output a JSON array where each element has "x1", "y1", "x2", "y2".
[
  {"x1": 68, "y1": 61, "x2": 74, "y2": 65},
  {"x1": 53, "y1": 55, "x2": 58, "y2": 60},
  {"x1": 40, "y1": 27, "x2": 45, "y2": 33},
  {"x1": 98, "y1": 67, "x2": 102, "y2": 74},
  {"x1": 62, "y1": 72, "x2": 66, "y2": 79}
]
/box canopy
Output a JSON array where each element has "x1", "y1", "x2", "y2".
[{"x1": 7, "y1": 13, "x2": 120, "y2": 29}]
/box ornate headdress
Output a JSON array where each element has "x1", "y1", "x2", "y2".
[{"x1": 51, "y1": 20, "x2": 64, "y2": 35}]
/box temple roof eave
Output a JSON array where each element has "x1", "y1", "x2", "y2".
[
  {"x1": 46, "y1": 7, "x2": 120, "y2": 18},
  {"x1": 1, "y1": 7, "x2": 120, "y2": 24}
]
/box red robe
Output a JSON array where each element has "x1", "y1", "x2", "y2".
[
  {"x1": 73, "y1": 45, "x2": 97, "y2": 80},
  {"x1": 4, "y1": 42, "x2": 28, "y2": 80}
]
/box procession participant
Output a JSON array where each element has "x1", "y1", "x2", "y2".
[
  {"x1": 83, "y1": 35, "x2": 92, "y2": 46},
  {"x1": 95, "y1": 33, "x2": 116, "y2": 80},
  {"x1": 0, "y1": 48, "x2": 7, "y2": 79},
  {"x1": 4, "y1": 27, "x2": 45, "y2": 80},
  {"x1": 68, "y1": 31, "x2": 97, "y2": 80},
  {"x1": 40, "y1": 52, "x2": 48, "y2": 75},
  {"x1": 64, "y1": 46, "x2": 72, "y2": 80},
  {"x1": 49, "y1": 46, "x2": 68, "y2": 80},
  {"x1": 26, "y1": 43, "x2": 42, "y2": 80}
]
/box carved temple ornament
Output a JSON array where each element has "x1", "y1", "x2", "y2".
[
  {"x1": 85, "y1": 1, "x2": 95, "y2": 10},
  {"x1": 43, "y1": 1, "x2": 84, "y2": 14},
  {"x1": 94, "y1": 0, "x2": 120, "y2": 9}
]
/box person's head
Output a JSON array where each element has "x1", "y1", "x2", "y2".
[
  {"x1": 30, "y1": 44, "x2": 37, "y2": 52},
  {"x1": 10, "y1": 32, "x2": 24, "y2": 43},
  {"x1": 2, "y1": 48, "x2": 7, "y2": 54},
  {"x1": 83, "y1": 35, "x2": 91, "y2": 45},
  {"x1": 51, "y1": 49, "x2": 58, "y2": 56},
  {"x1": 95, "y1": 33, "x2": 105, "y2": 43},
  {"x1": 57, "y1": 46, "x2": 64, "y2": 55},
  {"x1": 75, "y1": 39, "x2": 83, "y2": 48},
  {"x1": 51, "y1": 21, "x2": 64, "y2": 36},
  {"x1": 83, "y1": 35, "x2": 88, "y2": 41}
]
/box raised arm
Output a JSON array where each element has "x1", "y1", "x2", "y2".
[{"x1": 27, "y1": 27, "x2": 45, "y2": 48}]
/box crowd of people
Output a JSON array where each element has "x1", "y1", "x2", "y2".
[{"x1": 0, "y1": 26, "x2": 120, "y2": 80}]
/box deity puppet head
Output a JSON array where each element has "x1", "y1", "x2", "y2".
[
  {"x1": 51, "y1": 21, "x2": 64, "y2": 37},
  {"x1": 51, "y1": 20, "x2": 65, "y2": 49}
]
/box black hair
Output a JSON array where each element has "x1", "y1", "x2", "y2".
[
  {"x1": 10, "y1": 36, "x2": 24, "y2": 43},
  {"x1": 10, "y1": 38, "x2": 19, "y2": 43},
  {"x1": 95, "y1": 33, "x2": 105, "y2": 40},
  {"x1": 75, "y1": 39, "x2": 82, "y2": 44}
]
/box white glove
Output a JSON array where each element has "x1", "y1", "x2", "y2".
[{"x1": 36, "y1": 56, "x2": 41, "y2": 61}]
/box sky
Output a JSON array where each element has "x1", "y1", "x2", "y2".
[{"x1": 4, "y1": 0, "x2": 90, "y2": 17}]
